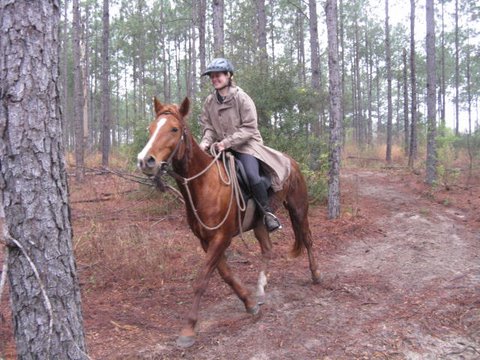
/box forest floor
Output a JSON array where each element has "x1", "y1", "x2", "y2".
[{"x1": 1, "y1": 163, "x2": 479, "y2": 359}]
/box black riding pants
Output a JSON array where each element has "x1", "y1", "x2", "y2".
[{"x1": 233, "y1": 152, "x2": 262, "y2": 186}]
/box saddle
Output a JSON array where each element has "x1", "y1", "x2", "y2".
[
  {"x1": 224, "y1": 154, "x2": 272, "y2": 232},
  {"x1": 229, "y1": 156, "x2": 272, "y2": 201}
]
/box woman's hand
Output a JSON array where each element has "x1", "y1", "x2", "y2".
[
  {"x1": 214, "y1": 142, "x2": 226, "y2": 152},
  {"x1": 199, "y1": 143, "x2": 209, "y2": 152}
]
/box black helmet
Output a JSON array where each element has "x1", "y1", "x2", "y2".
[{"x1": 202, "y1": 58, "x2": 234, "y2": 76}]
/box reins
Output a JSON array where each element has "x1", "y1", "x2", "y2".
[{"x1": 159, "y1": 132, "x2": 247, "y2": 235}]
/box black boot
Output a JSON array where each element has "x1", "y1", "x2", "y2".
[{"x1": 250, "y1": 182, "x2": 282, "y2": 232}]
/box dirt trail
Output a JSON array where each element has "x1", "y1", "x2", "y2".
[
  {"x1": 117, "y1": 170, "x2": 480, "y2": 359},
  {"x1": 1, "y1": 169, "x2": 479, "y2": 359}
]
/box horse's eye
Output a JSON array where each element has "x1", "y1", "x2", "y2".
[{"x1": 172, "y1": 127, "x2": 179, "y2": 133}]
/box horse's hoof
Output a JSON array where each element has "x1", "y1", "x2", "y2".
[
  {"x1": 247, "y1": 304, "x2": 260, "y2": 315},
  {"x1": 312, "y1": 270, "x2": 322, "y2": 285},
  {"x1": 257, "y1": 295, "x2": 265, "y2": 305},
  {"x1": 176, "y1": 335, "x2": 196, "y2": 348}
]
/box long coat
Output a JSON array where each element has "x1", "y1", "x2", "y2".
[{"x1": 199, "y1": 86, "x2": 291, "y2": 191}]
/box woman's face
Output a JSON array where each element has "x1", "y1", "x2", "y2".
[{"x1": 209, "y1": 72, "x2": 229, "y2": 90}]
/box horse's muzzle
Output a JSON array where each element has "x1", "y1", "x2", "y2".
[{"x1": 137, "y1": 155, "x2": 157, "y2": 174}]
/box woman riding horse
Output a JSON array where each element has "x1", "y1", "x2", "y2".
[
  {"x1": 137, "y1": 63, "x2": 321, "y2": 348},
  {"x1": 199, "y1": 58, "x2": 288, "y2": 232}
]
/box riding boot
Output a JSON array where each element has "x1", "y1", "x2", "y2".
[{"x1": 250, "y1": 182, "x2": 282, "y2": 232}]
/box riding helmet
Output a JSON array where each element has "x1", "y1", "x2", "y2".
[{"x1": 202, "y1": 58, "x2": 234, "y2": 76}]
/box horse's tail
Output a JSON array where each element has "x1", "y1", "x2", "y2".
[{"x1": 285, "y1": 157, "x2": 309, "y2": 259}]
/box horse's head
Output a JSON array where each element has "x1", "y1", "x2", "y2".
[{"x1": 137, "y1": 97, "x2": 190, "y2": 176}]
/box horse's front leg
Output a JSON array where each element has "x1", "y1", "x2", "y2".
[
  {"x1": 176, "y1": 237, "x2": 227, "y2": 348},
  {"x1": 253, "y1": 223, "x2": 273, "y2": 305}
]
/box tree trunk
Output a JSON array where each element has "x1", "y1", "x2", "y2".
[
  {"x1": 440, "y1": 0, "x2": 446, "y2": 130},
  {"x1": 0, "y1": 1, "x2": 88, "y2": 358},
  {"x1": 61, "y1": 0, "x2": 70, "y2": 149},
  {"x1": 296, "y1": 4, "x2": 306, "y2": 85},
  {"x1": 80, "y1": 11, "x2": 89, "y2": 152},
  {"x1": 101, "y1": 0, "x2": 111, "y2": 166},
  {"x1": 408, "y1": 0, "x2": 417, "y2": 168},
  {"x1": 339, "y1": 0, "x2": 346, "y2": 144},
  {"x1": 376, "y1": 65, "x2": 381, "y2": 134},
  {"x1": 189, "y1": 2, "x2": 197, "y2": 100},
  {"x1": 403, "y1": 48, "x2": 409, "y2": 156},
  {"x1": 466, "y1": 42, "x2": 471, "y2": 136},
  {"x1": 454, "y1": 0, "x2": 459, "y2": 136},
  {"x1": 176, "y1": 37, "x2": 181, "y2": 101},
  {"x1": 325, "y1": 0, "x2": 342, "y2": 219},
  {"x1": 269, "y1": 0, "x2": 277, "y2": 72},
  {"x1": 256, "y1": 0, "x2": 268, "y2": 70},
  {"x1": 426, "y1": 0, "x2": 437, "y2": 184},
  {"x1": 308, "y1": 0, "x2": 321, "y2": 94},
  {"x1": 198, "y1": 0, "x2": 207, "y2": 91},
  {"x1": 73, "y1": 0, "x2": 85, "y2": 181},
  {"x1": 385, "y1": 0, "x2": 393, "y2": 162},
  {"x1": 396, "y1": 76, "x2": 401, "y2": 135},
  {"x1": 354, "y1": 22, "x2": 363, "y2": 145},
  {"x1": 367, "y1": 40, "x2": 373, "y2": 145},
  {"x1": 212, "y1": 0, "x2": 225, "y2": 57}
]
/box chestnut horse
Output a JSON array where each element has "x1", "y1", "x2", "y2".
[{"x1": 137, "y1": 97, "x2": 321, "y2": 348}]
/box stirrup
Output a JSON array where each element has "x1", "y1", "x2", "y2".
[{"x1": 264, "y1": 212, "x2": 282, "y2": 232}]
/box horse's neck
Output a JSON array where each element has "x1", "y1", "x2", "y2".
[{"x1": 172, "y1": 134, "x2": 213, "y2": 179}]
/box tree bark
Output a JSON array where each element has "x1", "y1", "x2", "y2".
[
  {"x1": 454, "y1": 0, "x2": 459, "y2": 136},
  {"x1": 366, "y1": 38, "x2": 373, "y2": 145},
  {"x1": 101, "y1": 0, "x2": 111, "y2": 166},
  {"x1": 339, "y1": 0, "x2": 346, "y2": 144},
  {"x1": 325, "y1": 0, "x2": 342, "y2": 219},
  {"x1": 61, "y1": 0, "x2": 70, "y2": 149},
  {"x1": 403, "y1": 48, "x2": 409, "y2": 156},
  {"x1": 408, "y1": 0, "x2": 417, "y2": 168},
  {"x1": 73, "y1": 0, "x2": 85, "y2": 181},
  {"x1": 212, "y1": 0, "x2": 225, "y2": 57},
  {"x1": 440, "y1": 0, "x2": 446, "y2": 130},
  {"x1": 80, "y1": 13, "x2": 89, "y2": 152},
  {"x1": 269, "y1": 0, "x2": 276, "y2": 72},
  {"x1": 309, "y1": 0, "x2": 321, "y2": 93},
  {"x1": 354, "y1": 21, "x2": 363, "y2": 145},
  {"x1": 256, "y1": 0, "x2": 268, "y2": 70},
  {"x1": 385, "y1": 0, "x2": 393, "y2": 162},
  {"x1": 198, "y1": 0, "x2": 207, "y2": 91},
  {"x1": 426, "y1": 0, "x2": 437, "y2": 184},
  {"x1": 189, "y1": 2, "x2": 197, "y2": 100},
  {"x1": 296, "y1": 3, "x2": 306, "y2": 85},
  {"x1": 0, "y1": 1, "x2": 88, "y2": 358}
]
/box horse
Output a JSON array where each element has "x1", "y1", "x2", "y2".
[{"x1": 137, "y1": 97, "x2": 321, "y2": 348}]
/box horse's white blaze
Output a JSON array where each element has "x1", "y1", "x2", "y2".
[{"x1": 137, "y1": 118, "x2": 167, "y2": 161}]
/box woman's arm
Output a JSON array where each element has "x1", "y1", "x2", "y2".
[
  {"x1": 199, "y1": 99, "x2": 217, "y2": 149},
  {"x1": 221, "y1": 94, "x2": 258, "y2": 149}
]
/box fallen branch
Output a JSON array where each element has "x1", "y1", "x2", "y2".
[
  {"x1": 347, "y1": 156, "x2": 384, "y2": 161},
  {"x1": 69, "y1": 166, "x2": 185, "y2": 205}
]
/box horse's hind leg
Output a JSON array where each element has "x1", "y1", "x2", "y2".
[
  {"x1": 253, "y1": 223, "x2": 273, "y2": 304},
  {"x1": 217, "y1": 255, "x2": 259, "y2": 314}
]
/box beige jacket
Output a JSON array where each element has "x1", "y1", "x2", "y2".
[{"x1": 199, "y1": 86, "x2": 291, "y2": 191}]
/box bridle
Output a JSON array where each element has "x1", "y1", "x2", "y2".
[
  {"x1": 155, "y1": 111, "x2": 186, "y2": 177},
  {"x1": 151, "y1": 115, "x2": 246, "y2": 232}
]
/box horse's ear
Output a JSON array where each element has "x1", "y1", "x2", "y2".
[
  {"x1": 179, "y1": 97, "x2": 190, "y2": 118},
  {"x1": 153, "y1": 96, "x2": 163, "y2": 115}
]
